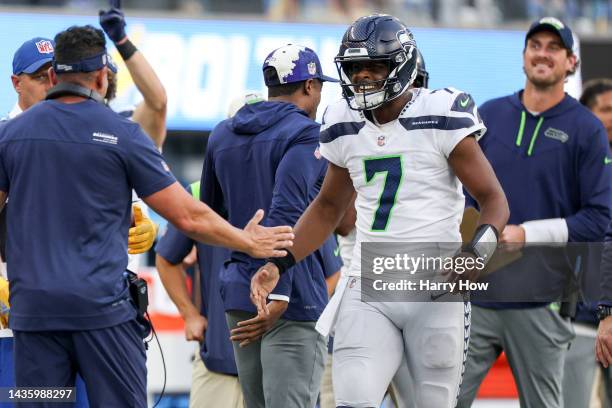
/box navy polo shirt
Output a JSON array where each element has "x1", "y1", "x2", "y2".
[{"x1": 0, "y1": 99, "x2": 176, "y2": 331}]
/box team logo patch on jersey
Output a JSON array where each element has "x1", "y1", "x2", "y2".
[
  {"x1": 36, "y1": 40, "x2": 54, "y2": 54},
  {"x1": 377, "y1": 135, "x2": 386, "y2": 146},
  {"x1": 544, "y1": 127, "x2": 569, "y2": 143}
]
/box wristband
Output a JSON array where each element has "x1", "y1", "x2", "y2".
[
  {"x1": 116, "y1": 39, "x2": 138, "y2": 61},
  {"x1": 598, "y1": 305, "x2": 612, "y2": 321},
  {"x1": 267, "y1": 250, "x2": 296, "y2": 275},
  {"x1": 463, "y1": 224, "x2": 499, "y2": 265}
]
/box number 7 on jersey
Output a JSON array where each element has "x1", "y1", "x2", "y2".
[{"x1": 363, "y1": 156, "x2": 403, "y2": 231}]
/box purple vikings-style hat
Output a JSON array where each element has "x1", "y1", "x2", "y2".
[{"x1": 263, "y1": 44, "x2": 339, "y2": 86}]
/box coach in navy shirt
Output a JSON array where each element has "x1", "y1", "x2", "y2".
[{"x1": 0, "y1": 25, "x2": 292, "y2": 407}]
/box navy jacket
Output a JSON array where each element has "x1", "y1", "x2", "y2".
[
  {"x1": 468, "y1": 91, "x2": 611, "y2": 309},
  {"x1": 200, "y1": 101, "x2": 339, "y2": 321}
]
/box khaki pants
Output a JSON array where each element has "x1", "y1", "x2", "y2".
[{"x1": 190, "y1": 348, "x2": 244, "y2": 408}]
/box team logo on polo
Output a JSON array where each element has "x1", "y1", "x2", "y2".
[
  {"x1": 35, "y1": 40, "x2": 54, "y2": 54},
  {"x1": 544, "y1": 127, "x2": 569, "y2": 143}
]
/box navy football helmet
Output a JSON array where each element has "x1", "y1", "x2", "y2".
[
  {"x1": 335, "y1": 14, "x2": 419, "y2": 110},
  {"x1": 413, "y1": 48, "x2": 429, "y2": 88}
]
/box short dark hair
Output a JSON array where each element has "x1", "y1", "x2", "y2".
[
  {"x1": 263, "y1": 67, "x2": 306, "y2": 97},
  {"x1": 267, "y1": 81, "x2": 304, "y2": 97},
  {"x1": 54, "y1": 25, "x2": 105, "y2": 65},
  {"x1": 580, "y1": 78, "x2": 612, "y2": 108}
]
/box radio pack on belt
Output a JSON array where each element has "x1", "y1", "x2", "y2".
[{"x1": 126, "y1": 271, "x2": 149, "y2": 316}]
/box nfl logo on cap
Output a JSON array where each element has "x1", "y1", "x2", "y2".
[
  {"x1": 308, "y1": 62, "x2": 317, "y2": 76},
  {"x1": 36, "y1": 40, "x2": 54, "y2": 54}
]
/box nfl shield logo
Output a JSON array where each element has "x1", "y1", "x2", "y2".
[
  {"x1": 36, "y1": 40, "x2": 54, "y2": 54},
  {"x1": 307, "y1": 62, "x2": 317, "y2": 75},
  {"x1": 377, "y1": 135, "x2": 386, "y2": 146}
]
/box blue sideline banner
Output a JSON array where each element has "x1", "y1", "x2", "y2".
[{"x1": 0, "y1": 12, "x2": 566, "y2": 130}]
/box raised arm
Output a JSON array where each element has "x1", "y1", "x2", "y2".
[{"x1": 100, "y1": 5, "x2": 167, "y2": 148}]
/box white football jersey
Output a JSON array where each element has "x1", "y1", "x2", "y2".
[{"x1": 319, "y1": 88, "x2": 486, "y2": 275}]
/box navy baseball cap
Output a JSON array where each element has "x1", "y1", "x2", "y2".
[
  {"x1": 525, "y1": 17, "x2": 574, "y2": 51},
  {"x1": 263, "y1": 44, "x2": 339, "y2": 86},
  {"x1": 12, "y1": 37, "x2": 55, "y2": 75}
]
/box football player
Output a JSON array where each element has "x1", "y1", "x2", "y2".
[{"x1": 251, "y1": 14, "x2": 509, "y2": 408}]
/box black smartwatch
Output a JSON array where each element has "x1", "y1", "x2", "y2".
[{"x1": 597, "y1": 305, "x2": 612, "y2": 321}]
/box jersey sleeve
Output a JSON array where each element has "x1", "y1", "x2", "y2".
[
  {"x1": 436, "y1": 90, "x2": 487, "y2": 158},
  {"x1": 319, "y1": 126, "x2": 345, "y2": 168},
  {"x1": 318, "y1": 101, "x2": 364, "y2": 168},
  {"x1": 125, "y1": 126, "x2": 176, "y2": 198}
]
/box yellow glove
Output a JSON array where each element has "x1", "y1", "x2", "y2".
[
  {"x1": 128, "y1": 205, "x2": 157, "y2": 255},
  {"x1": 0, "y1": 277, "x2": 9, "y2": 328}
]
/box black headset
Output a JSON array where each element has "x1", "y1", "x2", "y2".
[{"x1": 45, "y1": 82, "x2": 105, "y2": 104}]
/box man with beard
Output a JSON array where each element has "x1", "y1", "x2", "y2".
[{"x1": 457, "y1": 18, "x2": 611, "y2": 408}]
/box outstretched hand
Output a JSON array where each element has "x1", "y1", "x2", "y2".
[
  {"x1": 597, "y1": 316, "x2": 612, "y2": 368},
  {"x1": 250, "y1": 263, "x2": 281, "y2": 315},
  {"x1": 243, "y1": 209, "x2": 294, "y2": 259}
]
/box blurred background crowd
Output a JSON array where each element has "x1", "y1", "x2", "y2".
[{"x1": 2, "y1": 0, "x2": 612, "y2": 34}]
